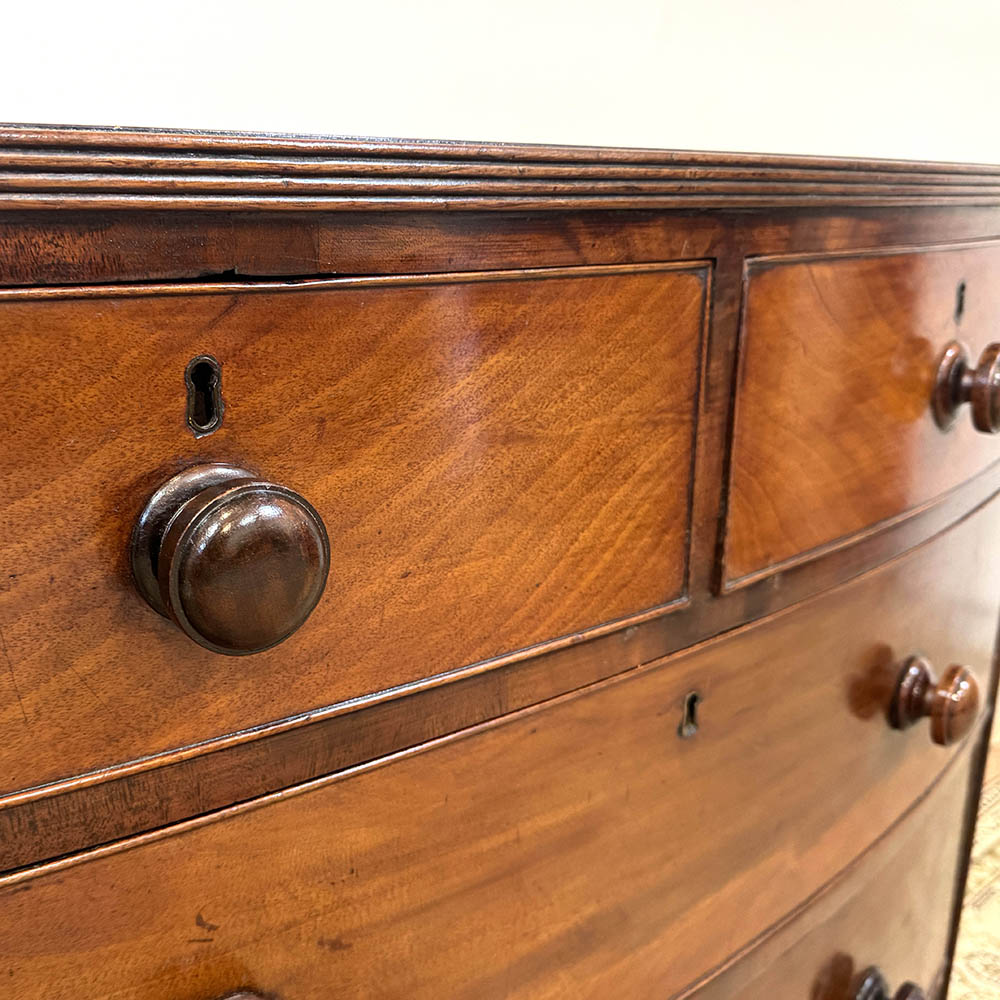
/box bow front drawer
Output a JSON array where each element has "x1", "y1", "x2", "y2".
[
  {"x1": 689, "y1": 743, "x2": 973, "y2": 1000},
  {"x1": 2, "y1": 497, "x2": 996, "y2": 1000},
  {"x1": 0, "y1": 262, "x2": 707, "y2": 796},
  {"x1": 724, "y1": 241, "x2": 1000, "y2": 588}
]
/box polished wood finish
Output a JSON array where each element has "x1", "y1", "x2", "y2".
[
  {"x1": 131, "y1": 464, "x2": 330, "y2": 655},
  {"x1": 0, "y1": 510, "x2": 994, "y2": 998},
  {"x1": 0, "y1": 263, "x2": 706, "y2": 796},
  {"x1": 688, "y1": 748, "x2": 973, "y2": 999},
  {"x1": 3, "y1": 127, "x2": 1000, "y2": 1000},
  {"x1": 0, "y1": 469, "x2": 996, "y2": 878},
  {"x1": 3, "y1": 487, "x2": 999, "y2": 873},
  {"x1": 725, "y1": 242, "x2": 1000, "y2": 588},
  {"x1": 889, "y1": 655, "x2": 981, "y2": 746},
  {"x1": 932, "y1": 338, "x2": 1000, "y2": 432},
  {"x1": 7, "y1": 455, "x2": 1000, "y2": 878},
  {"x1": 853, "y1": 969, "x2": 927, "y2": 1000},
  {"x1": 8, "y1": 207, "x2": 1000, "y2": 292},
  {"x1": 5, "y1": 125, "x2": 1000, "y2": 211}
]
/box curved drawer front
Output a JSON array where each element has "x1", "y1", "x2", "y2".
[
  {"x1": 726, "y1": 240, "x2": 1000, "y2": 588},
  {"x1": 2, "y1": 500, "x2": 997, "y2": 1000},
  {"x1": 0, "y1": 263, "x2": 707, "y2": 796},
  {"x1": 691, "y1": 743, "x2": 974, "y2": 1000}
]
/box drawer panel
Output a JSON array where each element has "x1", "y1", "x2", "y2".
[
  {"x1": 691, "y1": 743, "x2": 975, "y2": 999},
  {"x1": 0, "y1": 263, "x2": 707, "y2": 794},
  {"x1": 2, "y1": 500, "x2": 997, "y2": 1000},
  {"x1": 725, "y1": 241, "x2": 1000, "y2": 587}
]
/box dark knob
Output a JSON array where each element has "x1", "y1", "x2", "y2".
[
  {"x1": 932, "y1": 339, "x2": 1000, "y2": 432},
  {"x1": 132, "y1": 464, "x2": 329, "y2": 655},
  {"x1": 888, "y1": 655, "x2": 980, "y2": 746},
  {"x1": 854, "y1": 967, "x2": 926, "y2": 1000}
]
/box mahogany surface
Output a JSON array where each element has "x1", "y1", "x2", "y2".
[
  {"x1": 726, "y1": 242, "x2": 1000, "y2": 587},
  {"x1": 889, "y1": 657, "x2": 982, "y2": 747},
  {"x1": 131, "y1": 464, "x2": 331, "y2": 655},
  {"x1": 0, "y1": 507, "x2": 995, "y2": 999},
  {"x1": 0, "y1": 263, "x2": 705, "y2": 796},
  {"x1": 689, "y1": 747, "x2": 974, "y2": 1000},
  {"x1": 2, "y1": 126, "x2": 1000, "y2": 999}
]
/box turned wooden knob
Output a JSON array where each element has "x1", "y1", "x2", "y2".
[
  {"x1": 932, "y1": 339, "x2": 1000, "y2": 432},
  {"x1": 854, "y1": 967, "x2": 926, "y2": 1000},
  {"x1": 132, "y1": 464, "x2": 329, "y2": 655},
  {"x1": 888, "y1": 655, "x2": 980, "y2": 746}
]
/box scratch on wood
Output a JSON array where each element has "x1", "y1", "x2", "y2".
[
  {"x1": 0, "y1": 626, "x2": 27, "y2": 724},
  {"x1": 205, "y1": 295, "x2": 241, "y2": 331},
  {"x1": 68, "y1": 663, "x2": 116, "y2": 720},
  {"x1": 318, "y1": 936, "x2": 352, "y2": 953}
]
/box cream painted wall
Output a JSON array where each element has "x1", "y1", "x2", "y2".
[{"x1": 4, "y1": 0, "x2": 999, "y2": 163}]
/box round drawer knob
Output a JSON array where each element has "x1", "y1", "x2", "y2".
[
  {"x1": 888, "y1": 655, "x2": 980, "y2": 746},
  {"x1": 932, "y1": 339, "x2": 1000, "y2": 432},
  {"x1": 854, "y1": 967, "x2": 926, "y2": 1000},
  {"x1": 132, "y1": 464, "x2": 330, "y2": 655}
]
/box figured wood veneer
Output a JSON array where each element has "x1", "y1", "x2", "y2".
[
  {"x1": 3, "y1": 128, "x2": 1000, "y2": 1000},
  {"x1": 0, "y1": 263, "x2": 706, "y2": 796},
  {"x1": 1, "y1": 502, "x2": 997, "y2": 999},
  {"x1": 689, "y1": 747, "x2": 973, "y2": 999},
  {"x1": 726, "y1": 242, "x2": 1000, "y2": 586}
]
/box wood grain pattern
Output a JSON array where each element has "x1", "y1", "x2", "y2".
[
  {"x1": 688, "y1": 743, "x2": 974, "y2": 1000},
  {"x1": 4, "y1": 469, "x2": 1000, "y2": 874},
  {"x1": 4, "y1": 316, "x2": 1000, "y2": 875},
  {"x1": 725, "y1": 241, "x2": 1000, "y2": 587},
  {"x1": 0, "y1": 263, "x2": 706, "y2": 798},
  {"x1": 3, "y1": 128, "x2": 1000, "y2": 999},
  {"x1": 1, "y1": 500, "x2": 997, "y2": 998},
  {"x1": 6, "y1": 207, "x2": 1000, "y2": 292}
]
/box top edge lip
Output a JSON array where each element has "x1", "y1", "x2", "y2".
[{"x1": 0, "y1": 122, "x2": 998, "y2": 175}]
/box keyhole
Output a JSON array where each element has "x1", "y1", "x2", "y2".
[
  {"x1": 678, "y1": 691, "x2": 701, "y2": 739},
  {"x1": 955, "y1": 280, "x2": 967, "y2": 324},
  {"x1": 185, "y1": 356, "x2": 224, "y2": 437}
]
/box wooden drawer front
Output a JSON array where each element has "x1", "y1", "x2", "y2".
[
  {"x1": 725, "y1": 241, "x2": 1000, "y2": 588},
  {"x1": 691, "y1": 744, "x2": 974, "y2": 1000},
  {"x1": 2, "y1": 501, "x2": 997, "y2": 1000},
  {"x1": 0, "y1": 263, "x2": 707, "y2": 796}
]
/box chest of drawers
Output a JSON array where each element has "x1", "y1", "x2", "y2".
[{"x1": 2, "y1": 127, "x2": 1000, "y2": 999}]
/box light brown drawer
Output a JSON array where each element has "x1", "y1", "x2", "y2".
[
  {"x1": 690, "y1": 742, "x2": 975, "y2": 1000},
  {"x1": 725, "y1": 241, "x2": 1000, "y2": 588},
  {"x1": 2, "y1": 500, "x2": 997, "y2": 1000},
  {"x1": 0, "y1": 262, "x2": 707, "y2": 796}
]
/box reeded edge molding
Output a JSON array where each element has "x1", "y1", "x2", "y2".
[{"x1": 3, "y1": 124, "x2": 1000, "y2": 210}]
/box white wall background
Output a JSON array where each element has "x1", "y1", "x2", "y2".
[{"x1": 4, "y1": 0, "x2": 1000, "y2": 163}]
